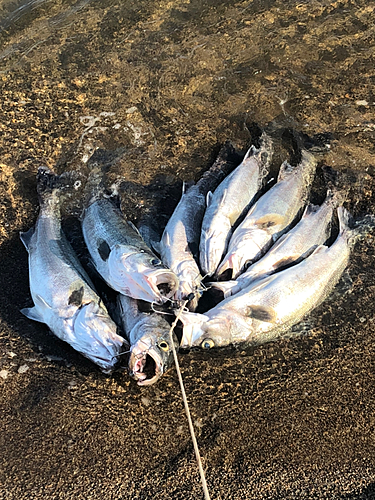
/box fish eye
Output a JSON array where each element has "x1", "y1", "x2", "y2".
[
  {"x1": 201, "y1": 338, "x2": 215, "y2": 349},
  {"x1": 151, "y1": 258, "x2": 162, "y2": 266},
  {"x1": 158, "y1": 341, "x2": 169, "y2": 351}
]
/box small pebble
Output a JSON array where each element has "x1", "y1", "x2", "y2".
[
  {"x1": 355, "y1": 100, "x2": 368, "y2": 106},
  {"x1": 18, "y1": 364, "x2": 29, "y2": 374},
  {"x1": 0, "y1": 370, "x2": 9, "y2": 380}
]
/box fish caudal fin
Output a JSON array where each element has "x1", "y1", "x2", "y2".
[
  {"x1": 338, "y1": 206, "x2": 375, "y2": 248},
  {"x1": 37, "y1": 167, "x2": 82, "y2": 206}
]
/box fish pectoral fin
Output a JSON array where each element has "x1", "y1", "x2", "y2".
[
  {"x1": 255, "y1": 214, "x2": 285, "y2": 230},
  {"x1": 162, "y1": 230, "x2": 171, "y2": 248},
  {"x1": 21, "y1": 306, "x2": 44, "y2": 323},
  {"x1": 310, "y1": 244, "x2": 328, "y2": 257},
  {"x1": 302, "y1": 202, "x2": 320, "y2": 218},
  {"x1": 206, "y1": 191, "x2": 213, "y2": 207},
  {"x1": 127, "y1": 220, "x2": 141, "y2": 235},
  {"x1": 218, "y1": 189, "x2": 228, "y2": 208},
  {"x1": 247, "y1": 304, "x2": 276, "y2": 323},
  {"x1": 34, "y1": 294, "x2": 52, "y2": 311},
  {"x1": 20, "y1": 227, "x2": 35, "y2": 251}
]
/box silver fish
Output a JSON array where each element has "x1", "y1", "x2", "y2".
[
  {"x1": 180, "y1": 207, "x2": 361, "y2": 349},
  {"x1": 117, "y1": 294, "x2": 178, "y2": 386},
  {"x1": 81, "y1": 165, "x2": 179, "y2": 304},
  {"x1": 159, "y1": 142, "x2": 239, "y2": 310},
  {"x1": 216, "y1": 149, "x2": 318, "y2": 278},
  {"x1": 20, "y1": 168, "x2": 126, "y2": 373},
  {"x1": 213, "y1": 189, "x2": 342, "y2": 297},
  {"x1": 199, "y1": 133, "x2": 272, "y2": 277}
]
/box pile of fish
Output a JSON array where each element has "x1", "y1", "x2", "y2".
[{"x1": 21, "y1": 133, "x2": 369, "y2": 385}]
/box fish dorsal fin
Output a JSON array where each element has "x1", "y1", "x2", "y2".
[
  {"x1": 246, "y1": 304, "x2": 276, "y2": 323},
  {"x1": 151, "y1": 239, "x2": 161, "y2": 255},
  {"x1": 267, "y1": 232, "x2": 290, "y2": 252},
  {"x1": 309, "y1": 244, "x2": 328, "y2": 257},
  {"x1": 21, "y1": 306, "x2": 45, "y2": 323},
  {"x1": 186, "y1": 240, "x2": 199, "y2": 258},
  {"x1": 277, "y1": 160, "x2": 295, "y2": 180},
  {"x1": 162, "y1": 230, "x2": 170, "y2": 248},
  {"x1": 20, "y1": 227, "x2": 35, "y2": 251},
  {"x1": 128, "y1": 220, "x2": 140, "y2": 235},
  {"x1": 302, "y1": 203, "x2": 320, "y2": 218},
  {"x1": 206, "y1": 191, "x2": 213, "y2": 207},
  {"x1": 255, "y1": 214, "x2": 285, "y2": 230},
  {"x1": 243, "y1": 145, "x2": 255, "y2": 161}
]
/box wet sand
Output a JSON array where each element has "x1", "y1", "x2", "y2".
[{"x1": 1, "y1": 1, "x2": 375, "y2": 498}]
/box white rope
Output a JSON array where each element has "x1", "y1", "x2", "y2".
[{"x1": 168, "y1": 302, "x2": 211, "y2": 500}]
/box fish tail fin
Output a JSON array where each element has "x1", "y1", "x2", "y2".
[
  {"x1": 277, "y1": 149, "x2": 317, "y2": 197},
  {"x1": 255, "y1": 132, "x2": 273, "y2": 186},
  {"x1": 37, "y1": 167, "x2": 82, "y2": 209},
  {"x1": 324, "y1": 186, "x2": 346, "y2": 209},
  {"x1": 84, "y1": 148, "x2": 126, "y2": 205},
  {"x1": 338, "y1": 206, "x2": 375, "y2": 248}
]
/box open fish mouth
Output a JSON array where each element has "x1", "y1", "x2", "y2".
[
  {"x1": 144, "y1": 269, "x2": 179, "y2": 302},
  {"x1": 128, "y1": 345, "x2": 163, "y2": 386}
]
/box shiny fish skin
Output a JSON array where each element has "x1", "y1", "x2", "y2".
[
  {"x1": 20, "y1": 168, "x2": 126, "y2": 373},
  {"x1": 213, "y1": 189, "x2": 341, "y2": 297},
  {"x1": 217, "y1": 149, "x2": 318, "y2": 279},
  {"x1": 199, "y1": 133, "x2": 272, "y2": 277},
  {"x1": 180, "y1": 207, "x2": 358, "y2": 349},
  {"x1": 118, "y1": 294, "x2": 178, "y2": 386},
  {"x1": 82, "y1": 190, "x2": 179, "y2": 305},
  {"x1": 159, "y1": 142, "x2": 240, "y2": 311}
]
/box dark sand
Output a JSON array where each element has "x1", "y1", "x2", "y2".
[{"x1": 1, "y1": 1, "x2": 375, "y2": 498}]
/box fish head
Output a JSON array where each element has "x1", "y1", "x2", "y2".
[
  {"x1": 216, "y1": 231, "x2": 264, "y2": 279},
  {"x1": 128, "y1": 323, "x2": 179, "y2": 386},
  {"x1": 180, "y1": 309, "x2": 253, "y2": 348},
  {"x1": 108, "y1": 245, "x2": 179, "y2": 303},
  {"x1": 72, "y1": 301, "x2": 126, "y2": 373},
  {"x1": 200, "y1": 219, "x2": 231, "y2": 277},
  {"x1": 179, "y1": 310, "x2": 210, "y2": 347},
  {"x1": 173, "y1": 259, "x2": 203, "y2": 310}
]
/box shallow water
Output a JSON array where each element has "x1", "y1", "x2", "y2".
[{"x1": 1, "y1": 1, "x2": 375, "y2": 498}]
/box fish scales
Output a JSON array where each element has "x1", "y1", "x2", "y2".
[
  {"x1": 81, "y1": 166, "x2": 179, "y2": 304},
  {"x1": 217, "y1": 149, "x2": 318, "y2": 278},
  {"x1": 199, "y1": 133, "x2": 272, "y2": 277},
  {"x1": 118, "y1": 294, "x2": 178, "y2": 386},
  {"x1": 21, "y1": 168, "x2": 126, "y2": 372},
  {"x1": 213, "y1": 189, "x2": 342, "y2": 297},
  {"x1": 160, "y1": 141, "x2": 240, "y2": 310},
  {"x1": 180, "y1": 207, "x2": 361, "y2": 349}
]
